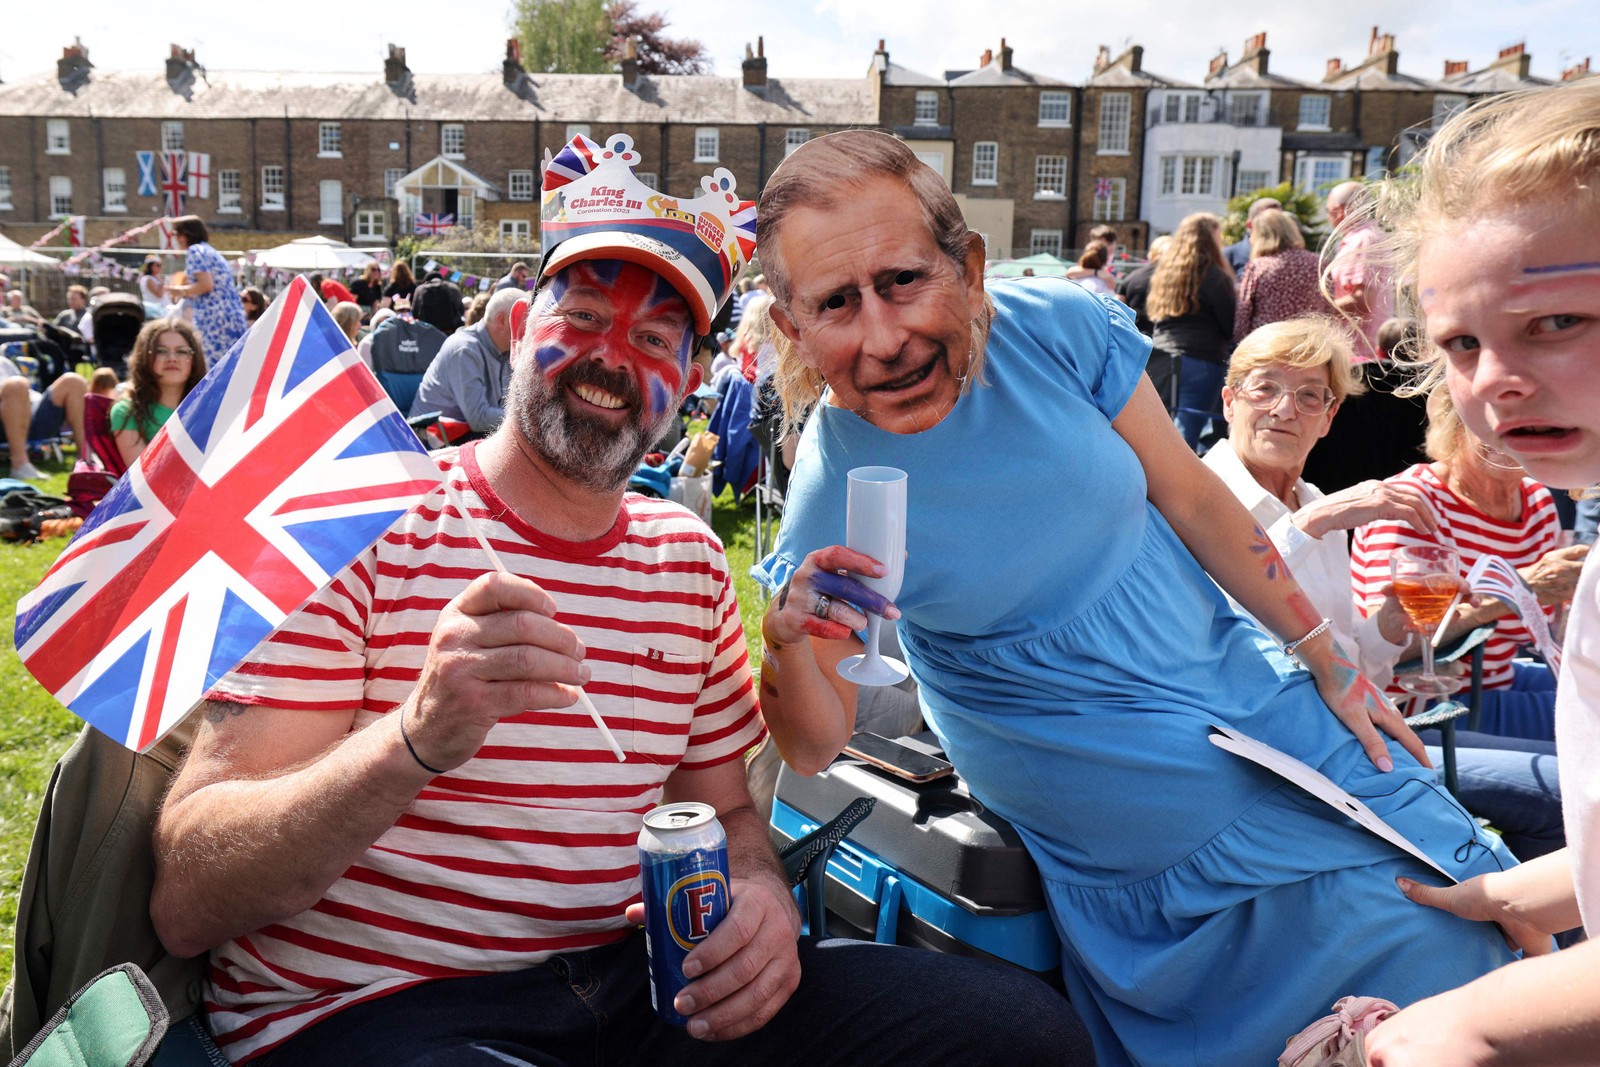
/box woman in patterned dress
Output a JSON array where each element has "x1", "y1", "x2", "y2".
[{"x1": 166, "y1": 215, "x2": 249, "y2": 361}]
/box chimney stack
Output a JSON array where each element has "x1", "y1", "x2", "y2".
[
  {"x1": 165, "y1": 43, "x2": 202, "y2": 99},
  {"x1": 619, "y1": 36, "x2": 640, "y2": 88},
  {"x1": 1367, "y1": 27, "x2": 1395, "y2": 59},
  {"x1": 981, "y1": 49, "x2": 993, "y2": 67},
  {"x1": 1493, "y1": 41, "x2": 1531, "y2": 78},
  {"x1": 1241, "y1": 31, "x2": 1270, "y2": 74},
  {"x1": 1127, "y1": 44, "x2": 1144, "y2": 74},
  {"x1": 998, "y1": 38, "x2": 1013, "y2": 71},
  {"x1": 1208, "y1": 51, "x2": 1229, "y2": 77},
  {"x1": 57, "y1": 37, "x2": 92, "y2": 93},
  {"x1": 504, "y1": 38, "x2": 525, "y2": 86},
  {"x1": 1443, "y1": 59, "x2": 1469, "y2": 78},
  {"x1": 1561, "y1": 57, "x2": 1591, "y2": 81},
  {"x1": 1325, "y1": 57, "x2": 1344, "y2": 80},
  {"x1": 1093, "y1": 45, "x2": 1111, "y2": 74},
  {"x1": 385, "y1": 44, "x2": 409, "y2": 86},
  {"x1": 742, "y1": 36, "x2": 767, "y2": 91},
  {"x1": 385, "y1": 43, "x2": 415, "y2": 102}
]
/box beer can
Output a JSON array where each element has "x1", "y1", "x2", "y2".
[{"x1": 639, "y1": 802, "x2": 730, "y2": 1026}]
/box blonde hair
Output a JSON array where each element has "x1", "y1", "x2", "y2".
[
  {"x1": 1423, "y1": 380, "x2": 1469, "y2": 462},
  {"x1": 1147, "y1": 213, "x2": 1229, "y2": 320},
  {"x1": 331, "y1": 301, "x2": 363, "y2": 341},
  {"x1": 1249, "y1": 210, "x2": 1306, "y2": 258},
  {"x1": 758, "y1": 129, "x2": 994, "y2": 432},
  {"x1": 1376, "y1": 79, "x2": 1600, "y2": 392},
  {"x1": 1227, "y1": 317, "x2": 1366, "y2": 405}
]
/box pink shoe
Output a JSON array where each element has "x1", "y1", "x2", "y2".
[{"x1": 1280, "y1": 996, "x2": 1398, "y2": 1067}]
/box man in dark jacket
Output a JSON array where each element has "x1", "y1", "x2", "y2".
[{"x1": 411, "y1": 271, "x2": 465, "y2": 336}]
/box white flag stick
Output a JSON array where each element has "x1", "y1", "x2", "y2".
[{"x1": 446, "y1": 480, "x2": 627, "y2": 762}]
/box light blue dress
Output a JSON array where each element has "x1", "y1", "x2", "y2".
[{"x1": 760, "y1": 279, "x2": 1516, "y2": 1067}]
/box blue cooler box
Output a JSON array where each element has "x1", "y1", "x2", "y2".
[{"x1": 770, "y1": 741, "x2": 1061, "y2": 985}]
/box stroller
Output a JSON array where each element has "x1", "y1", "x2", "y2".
[{"x1": 88, "y1": 293, "x2": 145, "y2": 380}]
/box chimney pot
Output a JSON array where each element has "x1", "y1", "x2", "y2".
[
  {"x1": 1093, "y1": 44, "x2": 1111, "y2": 74},
  {"x1": 1326, "y1": 57, "x2": 1344, "y2": 79},
  {"x1": 999, "y1": 38, "x2": 1013, "y2": 71},
  {"x1": 1245, "y1": 32, "x2": 1266, "y2": 54},
  {"x1": 1561, "y1": 57, "x2": 1591, "y2": 81},
  {"x1": 877, "y1": 38, "x2": 885, "y2": 53},
  {"x1": 1209, "y1": 51, "x2": 1229, "y2": 77},
  {"x1": 57, "y1": 36, "x2": 93, "y2": 92},
  {"x1": 1499, "y1": 42, "x2": 1525, "y2": 59},
  {"x1": 1443, "y1": 59, "x2": 1469, "y2": 77},
  {"x1": 757, "y1": 35, "x2": 764, "y2": 58},
  {"x1": 981, "y1": 48, "x2": 992, "y2": 66}
]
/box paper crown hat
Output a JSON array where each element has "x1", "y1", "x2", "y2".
[{"x1": 540, "y1": 133, "x2": 756, "y2": 335}]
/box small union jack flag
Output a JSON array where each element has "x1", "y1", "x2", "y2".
[
  {"x1": 15, "y1": 277, "x2": 444, "y2": 751},
  {"x1": 1094, "y1": 178, "x2": 1114, "y2": 200},
  {"x1": 160, "y1": 151, "x2": 187, "y2": 216},
  {"x1": 1462, "y1": 553, "x2": 1563, "y2": 672},
  {"x1": 414, "y1": 212, "x2": 455, "y2": 235}
]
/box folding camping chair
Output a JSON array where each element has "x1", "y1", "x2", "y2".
[{"x1": 80, "y1": 393, "x2": 128, "y2": 477}]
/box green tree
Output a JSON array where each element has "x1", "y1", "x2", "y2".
[
  {"x1": 510, "y1": 0, "x2": 611, "y2": 74},
  {"x1": 1223, "y1": 181, "x2": 1328, "y2": 250}
]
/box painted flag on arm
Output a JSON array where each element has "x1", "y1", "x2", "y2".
[
  {"x1": 1462, "y1": 553, "x2": 1563, "y2": 673},
  {"x1": 14, "y1": 277, "x2": 445, "y2": 751}
]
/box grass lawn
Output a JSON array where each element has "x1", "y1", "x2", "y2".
[{"x1": 0, "y1": 457, "x2": 770, "y2": 992}]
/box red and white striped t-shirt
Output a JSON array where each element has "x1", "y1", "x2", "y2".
[
  {"x1": 202, "y1": 444, "x2": 762, "y2": 1062},
  {"x1": 1350, "y1": 462, "x2": 1559, "y2": 694}
]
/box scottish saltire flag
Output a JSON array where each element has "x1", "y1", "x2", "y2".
[
  {"x1": 160, "y1": 151, "x2": 187, "y2": 216},
  {"x1": 1462, "y1": 554, "x2": 1563, "y2": 672},
  {"x1": 136, "y1": 151, "x2": 159, "y2": 196},
  {"x1": 15, "y1": 277, "x2": 445, "y2": 751},
  {"x1": 414, "y1": 212, "x2": 454, "y2": 235}
]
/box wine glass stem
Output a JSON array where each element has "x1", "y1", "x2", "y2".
[
  {"x1": 862, "y1": 616, "x2": 884, "y2": 669},
  {"x1": 1420, "y1": 629, "x2": 1437, "y2": 679}
]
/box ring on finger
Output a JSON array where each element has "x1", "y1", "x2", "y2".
[{"x1": 813, "y1": 594, "x2": 832, "y2": 619}]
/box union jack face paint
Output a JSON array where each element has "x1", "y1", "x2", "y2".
[{"x1": 529, "y1": 260, "x2": 695, "y2": 422}]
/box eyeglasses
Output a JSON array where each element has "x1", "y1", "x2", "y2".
[
  {"x1": 1236, "y1": 378, "x2": 1335, "y2": 416},
  {"x1": 153, "y1": 346, "x2": 195, "y2": 360}
]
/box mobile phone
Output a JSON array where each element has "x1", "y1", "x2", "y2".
[{"x1": 841, "y1": 732, "x2": 955, "y2": 783}]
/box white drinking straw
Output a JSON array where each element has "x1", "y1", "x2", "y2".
[{"x1": 445, "y1": 480, "x2": 627, "y2": 762}]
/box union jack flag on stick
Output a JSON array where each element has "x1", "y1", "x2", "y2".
[
  {"x1": 1435, "y1": 554, "x2": 1563, "y2": 672},
  {"x1": 414, "y1": 212, "x2": 454, "y2": 235},
  {"x1": 15, "y1": 277, "x2": 444, "y2": 751}
]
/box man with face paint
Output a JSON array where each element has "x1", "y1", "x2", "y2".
[{"x1": 149, "y1": 133, "x2": 1088, "y2": 1067}]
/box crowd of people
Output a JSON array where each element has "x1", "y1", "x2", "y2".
[{"x1": 3, "y1": 78, "x2": 1600, "y2": 1067}]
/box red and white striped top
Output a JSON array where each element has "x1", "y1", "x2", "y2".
[
  {"x1": 1350, "y1": 462, "x2": 1559, "y2": 694},
  {"x1": 202, "y1": 444, "x2": 762, "y2": 1062}
]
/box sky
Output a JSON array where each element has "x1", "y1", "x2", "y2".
[{"x1": 3, "y1": 1, "x2": 1594, "y2": 86}]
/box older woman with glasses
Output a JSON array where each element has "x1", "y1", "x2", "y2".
[
  {"x1": 1205, "y1": 317, "x2": 1566, "y2": 862},
  {"x1": 111, "y1": 317, "x2": 208, "y2": 467}
]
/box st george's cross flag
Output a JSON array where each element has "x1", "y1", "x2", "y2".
[{"x1": 14, "y1": 277, "x2": 445, "y2": 751}]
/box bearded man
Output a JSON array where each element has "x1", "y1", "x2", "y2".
[{"x1": 148, "y1": 133, "x2": 1086, "y2": 1066}]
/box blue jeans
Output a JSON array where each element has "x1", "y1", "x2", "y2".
[
  {"x1": 1420, "y1": 730, "x2": 1563, "y2": 861},
  {"x1": 263, "y1": 930, "x2": 1092, "y2": 1066},
  {"x1": 1174, "y1": 357, "x2": 1226, "y2": 451},
  {"x1": 1474, "y1": 661, "x2": 1558, "y2": 742}
]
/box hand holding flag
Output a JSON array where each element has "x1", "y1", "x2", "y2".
[
  {"x1": 1447, "y1": 553, "x2": 1567, "y2": 672},
  {"x1": 15, "y1": 277, "x2": 444, "y2": 751}
]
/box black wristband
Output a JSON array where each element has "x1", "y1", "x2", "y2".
[{"x1": 399, "y1": 705, "x2": 446, "y2": 775}]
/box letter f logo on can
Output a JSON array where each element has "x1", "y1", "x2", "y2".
[{"x1": 668, "y1": 871, "x2": 729, "y2": 949}]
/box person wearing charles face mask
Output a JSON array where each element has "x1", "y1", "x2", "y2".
[{"x1": 149, "y1": 132, "x2": 1084, "y2": 1067}]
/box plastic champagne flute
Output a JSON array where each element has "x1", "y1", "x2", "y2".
[
  {"x1": 837, "y1": 466, "x2": 911, "y2": 686},
  {"x1": 1390, "y1": 545, "x2": 1465, "y2": 697}
]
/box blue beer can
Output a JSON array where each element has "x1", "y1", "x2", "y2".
[{"x1": 639, "y1": 801, "x2": 730, "y2": 1026}]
